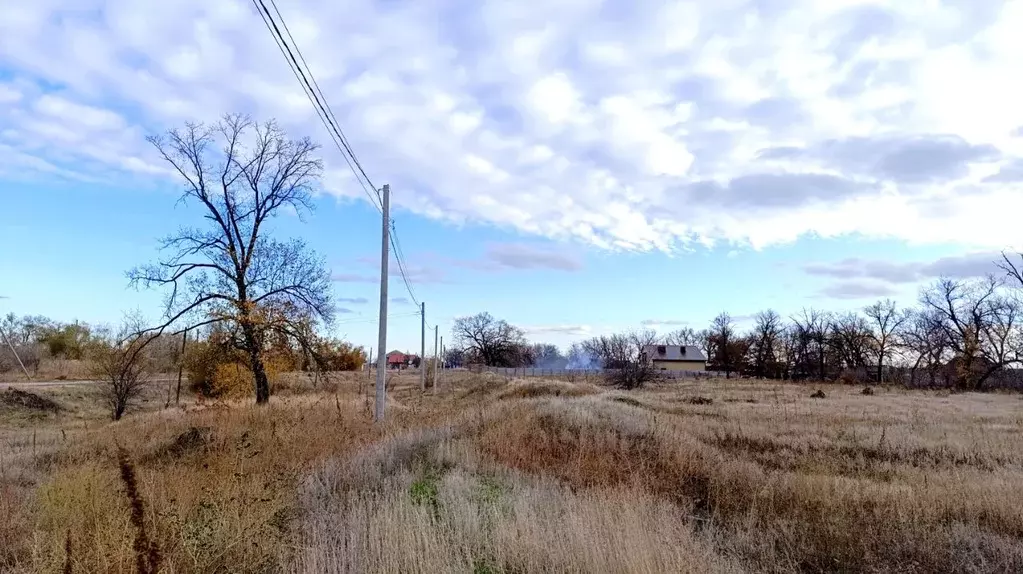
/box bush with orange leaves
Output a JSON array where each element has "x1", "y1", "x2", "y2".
[
  {"x1": 310, "y1": 338, "x2": 367, "y2": 372},
  {"x1": 183, "y1": 333, "x2": 294, "y2": 399},
  {"x1": 183, "y1": 329, "x2": 364, "y2": 399}
]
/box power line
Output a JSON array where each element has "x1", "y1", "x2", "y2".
[
  {"x1": 390, "y1": 222, "x2": 420, "y2": 307},
  {"x1": 253, "y1": 0, "x2": 424, "y2": 309},
  {"x1": 333, "y1": 312, "x2": 420, "y2": 326},
  {"x1": 251, "y1": 0, "x2": 381, "y2": 211},
  {"x1": 266, "y1": 0, "x2": 379, "y2": 200}
]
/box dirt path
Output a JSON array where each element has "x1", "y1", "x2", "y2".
[{"x1": 3, "y1": 378, "x2": 175, "y2": 388}]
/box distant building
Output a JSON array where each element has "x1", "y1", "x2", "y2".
[
  {"x1": 386, "y1": 351, "x2": 419, "y2": 370},
  {"x1": 640, "y1": 345, "x2": 707, "y2": 372}
]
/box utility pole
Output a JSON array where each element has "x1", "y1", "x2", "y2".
[
  {"x1": 420, "y1": 302, "x2": 426, "y2": 392},
  {"x1": 438, "y1": 335, "x2": 444, "y2": 392},
  {"x1": 0, "y1": 325, "x2": 31, "y2": 380},
  {"x1": 375, "y1": 184, "x2": 390, "y2": 422},
  {"x1": 433, "y1": 325, "x2": 439, "y2": 393}
]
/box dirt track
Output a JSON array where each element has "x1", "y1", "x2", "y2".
[{"x1": 3, "y1": 378, "x2": 174, "y2": 388}]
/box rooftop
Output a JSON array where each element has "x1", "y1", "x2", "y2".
[{"x1": 641, "y1": 345, "x2": 708, "y2": 362}]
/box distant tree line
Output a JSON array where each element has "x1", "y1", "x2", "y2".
[
  {"x1": 0, "y1": 311, "x2": 366, "y2": 418},
  {"x1": 449, "y1": 253, "x2": 1023, "y2": 391}
]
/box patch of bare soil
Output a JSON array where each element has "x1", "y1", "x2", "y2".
[{"x1": 0, "y1": 387, "x2": 62, "y2": 414}]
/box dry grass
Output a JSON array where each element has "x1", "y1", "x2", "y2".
[
  {"x1": 0, "y1": 359, "x2": 97, "y2": 383},
  {"x1": 2, "y1": 373, "x2": 1022, "y2": 573}
]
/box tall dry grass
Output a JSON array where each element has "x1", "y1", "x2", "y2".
[{"x1": 2, "y1": 374, "x2": 1022, "y2": 573}]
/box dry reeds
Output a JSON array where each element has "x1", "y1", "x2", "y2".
[{"x1": 3, "y1": 373, "x2": 1022, "y2": 573}]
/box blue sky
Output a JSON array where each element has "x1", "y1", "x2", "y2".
[{"x1": 2, "y1": 0, "x2": 1022, "y2": 352}]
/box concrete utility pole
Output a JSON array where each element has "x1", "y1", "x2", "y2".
[
  {"x1": 438, "y1": 335, "x2": 444, "y2": 392},
  {"x1": 433, "y1": 325, "x2": 439, "y2": 393},
  {"x1": 0, "y1": 325, "x2": 31, "y2": 380},
  {"x1": 374, "y1": 184, "x2": 390, "y2": 422},
  {"x1": 420, "y1": 302, "x2": 426, "y2": 392}
]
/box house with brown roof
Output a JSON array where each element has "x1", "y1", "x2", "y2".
[
  {"x1": 640, "y1": 345, "x2": 707, "y2": 371},
  {"x1": 385, "y1": 351, "x2": 420, "y2": 369}
]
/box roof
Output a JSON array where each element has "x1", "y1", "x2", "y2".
[{"x1": 642, "y1": 345, "x2": 708, "y2": 362}]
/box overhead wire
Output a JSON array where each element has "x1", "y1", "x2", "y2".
[
  {"x1": 253, "y1": 0, "x2": 426, "y2": 310},
  {"x1": 251, "y1": 0, "x2": 381, "y2": 211},
  {"x1": 390, "y1": 224, "x2": 420, "y2": 308},
  {"x1": 333, "y1": 312, "x2": 421, "y2": 326},
  {"x1": 265, "y1": 0, "x2": 379, "y2": 201}
]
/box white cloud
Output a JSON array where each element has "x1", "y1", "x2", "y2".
[
  {"x1": 1, "y1": 0, "x2": 1022, "y2": 251},
  {"x1": 0, "y1": 84, "x2": 22, "y2": 104},
  {"x1": 522, "y1": 325, "x2": 592, "y2": 337}
]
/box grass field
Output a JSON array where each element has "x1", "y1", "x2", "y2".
[{"x1": 2, "y1": 372, "x2": 1022, "y2": 573}]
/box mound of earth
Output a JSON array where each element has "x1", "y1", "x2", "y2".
[
  {"x1": 164, "y1": 426, "x2": 216, "y2": 457},
  {"x1": 0, "y1": 387, "x2": 62, "y2": 413}
]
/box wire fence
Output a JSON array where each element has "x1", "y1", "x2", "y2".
[{"x1": 483, "y1": 367, "x2": 720, "y2": 379}]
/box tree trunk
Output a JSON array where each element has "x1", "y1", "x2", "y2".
[
  {"x1": 250, "y1": 349, "x2": 270, "y2": 404},
  {"x1": 242, "y1": 324, "x2": 271, "y2": 404},
  {"x1": 175, "y1": 330, "x2": 187, "y2": 405},
  {"x1": 876, "y1": 356, "x2": 884, "y2": 385}
]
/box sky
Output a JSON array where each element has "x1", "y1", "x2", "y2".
[{"x1": 2, "y1": 0, "x2": 1023, "y2": 353}]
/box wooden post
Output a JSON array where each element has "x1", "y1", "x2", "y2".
[{"x1": 175, "y1": 330, "x2": 187, "y2": 406}]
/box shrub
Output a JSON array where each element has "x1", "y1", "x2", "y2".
[
  {"x1": 183, "y1": 339, "x2": 229, "y2": 397},
  {"x1": 604, "y1": 361, "x2": 659, "y2": 390},
  {"x1": 38, "y1": 322, "x2": 95, "y2": 360},
  {"x1": 89, "y1": 327, "x2": 151, "y2": 421},
  {"x1": 0, "y1": 343, "x2": 42, "y2": 375},
  {"x1": 310, "y1": 338, "x2": 366, "y2": 372},
  {"x1": 184, "y1": 339, "x2": 290, "y2": 399}
]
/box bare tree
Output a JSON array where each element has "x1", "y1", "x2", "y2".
[
  {"x1": 920, "y1": 276, "x2": 1015, "y2": 390},
  {"x1": 91, "y1": 317, "x2": 151, "y2": 421},
  {"x1": 696, "y1": 328, "x2": 712, "y2": 365},
  {"x1": 566, "y1": 342, "x2": 598, "y2": 369},
  {"x1": 631, "y1": 329, "x2": 660, "y2": 350},
  {"x1": 707, "y1": 312, "x2": 745, "y2": 378},
  {"x1": 999, "y1": 251, "x2": 1023, "y2": 289},
  {"x1": 864, "y1": 299, "x2": 908, "y2": 384},
  {"x1": 748, "y1": 309, "x2": 783, "y2": 378},
  {"x1": 443, "y1": 347, "x2": 466, "y2": 369},
  {"x1": 828, "y1": 312, "x2": 875, "y2": 380},
  {"x1": 791, "y1": 308, "x2": 831, "y2": 380},
  {"x1": 663, "y1": 326, "x2": 699, "y2": 346},
  {"x1": 901, "y1": 309, "x2": 953, "y2": 387},
  {"x1": 581, "y1": 331, "x2": 656, "y2": 389},
  {"x1": 528, "y1": 343, "x2": 564, "y2": 368},
  {"x1": 776, "y1": 325, "x2": 799, "y2": 380},
  {"x1": 985, "y1": 296, "x2": 1023, "y2": 365},
  {"x1": 128, "y1": 115, "x2": 335, "y2": 404},
  {"x1": 451, "y1": 312, "x2": 527, "y2": 367}
]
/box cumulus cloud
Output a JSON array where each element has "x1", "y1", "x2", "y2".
[
  {"x1": 337, "y1": 297, "x2": 369, "y2": 305},
  {"x1": 390, "y1": 297, "x2": 411, "y2": 306},
  {"x1": 3, "y1": 0, "x2": 1023, "y2": 251},
  {"x1": 817, "y1": 281, "x2": 900, "y2": 300},
  {"x1": 472, "y1": 242, "x2": 582, "y2": 272},
  {"x1": 805, "y1": 252, "x2": 1001, "y2": 284},
  {"x1": 983, "y1": 158, "x2": 1023, "y2": 183},
  {"x1": 522, "y1": 325, "x2": 592, "y2": 337},
  {"x1": 640, "y1": 319, "x2": 689, "y2": 327},
  {"x1": 759, "y1": 134, "x2": 1001, "y2": 185}
]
